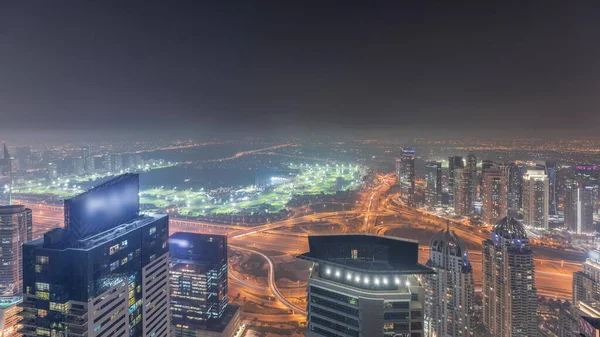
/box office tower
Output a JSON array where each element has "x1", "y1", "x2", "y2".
[
  {"x1": 81, "y1": 145, "x2": 89, "y2": 171},
  {"x1": 1, "y1": 144, "x2": 12, "y2": 205},
  {"x1": 546, "y1": 161, "x2": 557, "y2": 215},
  {"x1": 169, "y1": 232, "x2": 240, "y2": 337},
  {"x1": 0, "y1": 205, "x2": 32, "y2": 337},
  {"x1": 85, "y1": 155, "x2": 95, "y2": 174},
  {"x1": 102, "y1": 154, "x2": 112, "y2": 172},
  {"x1": 424, "y1": 224, "x2": 474, "y2": 337},
  {"x1": 522, "y1": 169, "x2": 549, "y2": 228},
  {"x1": 299, "y1": 235, "x2": 432, "y2": 337},
  {"x1": 111, "y1": 154, "x2": 123, "y2": 172},
  {"x1": 453, "y1": 168, "x2": 472, "y2": 216},
  {"x1": 425, "y1": 161, "x2": 442, "y2": 208},
  {"x1": 482, "y1": 167, "x2": 508, "y2": 225},
  {"x1": 482, "y1": 217, "x2": 537, "y2": 337},
  {"x1": 565, "y1": 181, "x2": 595, "y2": 234},
  {"x1": 20, "y1": 174, "x2": 171, "y2": 337},
  {"x1": 134, "y1": 154, "x2": 144, "y2": 168},
  {"x1": 72, "y1": 157, "x2": 85, "y2": 176},
  {"x1": 572, "y1": 250, "x2": 600, "y2": 318},
  {"x1": 397, "y1": 148, "x2": 416, "y2": 207},
  {"x1": 466, "y1": 152, "x2": 477, "y2": 200},
  {"x1": 448, "y1": 156, "x2": 464, "y2": 206},
  {"x1": 506, "y1": 163, "x2": 523, "y2": 214}
]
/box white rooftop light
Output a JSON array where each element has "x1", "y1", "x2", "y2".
[
  {"x1": 325, "y1": 268, "x2": 331, "y2": 276},
  {"x1": 354, "y1": 275, "x2": 360, "y2": 283},
  {"x1": 374, "y1": 278, "x2": 380, "y2": 285},
  {"x1": 383, "y1": 278, "x2": 388, "y2": 285},
  {"x1": 364, "y1": 277, "x2": 369, "y2": 285},
  {"x1": 394, "y1": 277, "x2": 400, "y2": 285},
  {"x1": 335, "y1": 270, "x2": 341, "y2": 278},
  {"x1": 346, "y1": 273, "x2": 352, "y2": 281}
]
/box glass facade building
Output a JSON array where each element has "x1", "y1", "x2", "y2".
[
  {"x1": 19, "y1": 174, "x2": 171, "y2": 337},
  {"x1": 299, "y1": 235, "x2": 432, "y2": 337},
  {"x1": 397, "y1": 148, "x2": 416, "y2": 207},
  {"x1": 169, "y1": 232, "x2": 237, "y2": 337}
]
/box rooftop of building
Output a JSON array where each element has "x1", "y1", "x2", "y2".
[
  {"x1": 430, "y1": 224, "x2": 468, "y2": 258},
  {"x1": 297, "y1": 234, "x2": 433, "y2": 274},
  {"x1": 25, "y1": 213, "x2": 166, "y2": 251},
  {"x1": 492, "y1": 216, "x2": 528, "y2": 240},
  {"x1": 0, "y1": 204, "x2": 29, "y2": 214}
]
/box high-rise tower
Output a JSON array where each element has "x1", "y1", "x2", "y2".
[
  {"x1": 300, "y1": 235, "x2": 432, "y2": 337},
  {"x1": 482, "y1": 217, "x2": 537, "y2": 337},
  {"x1": 506, "y1": 163, "x2": 523, "y2": 214},
  {"x1": 397, "y1": 148, "x2": 416, "y2": 207},
  {"x1": 522, "y1": 169, "x2": 549, "y2": 228},
  {"x1": 0, "y1": 205, "x2": 32, "y2": 337},
  {"x1": 482, "y1": 166, "x2": 507, "y2": 225},
  {"x1": 425, "y1": 161, "x2": 442, "y2": 208},
  {"x1": 466, "y1": 152, "x2": 478, "y2": 201},
  {"x1": 565, "y1": 181, "x2": 595, "y2": 234},
  {"x1": 453, "y1": 168, "x2": 472, "y2": 216},
  {"x1": 424, "y1": 223, "x2": 474, "y2": 337},
  {"x1": 19, "y1": 174, "x2": 171, "y2": 337},
  {"x1": 448, "y1": 156, "x2": 464, "y2": 207},
  {"x1": 169, "y1": 232, "x2": 240, "y2": 337}
]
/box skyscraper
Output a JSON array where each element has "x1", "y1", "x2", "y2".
[
  {"x1": 565, "y1": 181, "x2": 595, "y2": 234},
  {"x1": 572, "y1": 250, "x2": 600, "y2": 318},
  {"x1": 482, "y1": 217, "x2": 537, "y2": 337},
  {"x1": 397, "y1": 148, "x2": 416, "y2": 207},
  {"x1": 453, "y1": 168, "x2": 472, "y2": 216},
  {"x1": 546, "y1": 161, "x2": 558, "y2": 216},
  {"x1": 81, "y1": 146, "x2": 90, "y2": 172},
  {"x1": 448, "y1": 156, "x2": 464, "y2": 206},
  {"x1": 299, "y1": 235, "x2": 432, "y2": 337},
  {"x1": 466, "y1": 152, "x2": 478, "y2": 201},
  {"x1": 0, "y1": 205, "x2": 32, "y2": 337},
  {"x1": 522, "y1": 169, "x2": 549, "y2": 228},
  {"x1": 169, "y1": 232, "x2": 240, "y2": 337},
  {"x1": 425, "y1": 161, "x2": 442, "y2": 208},
  {"x1": 424, "y1": 224, "x2": 474, "y2": 337},
  {"x1": 506, "y1": 163, "x2": 523, "y2": 214},
  {"x1": 20, "y1": 174, "x2": 171, "y2": 337},
  {"x1": 482, "y1": 166, "x2": 507, "y2": 225}
]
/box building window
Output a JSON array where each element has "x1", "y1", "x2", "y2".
[
  {"x1": 36, "y1": 282, "x2": 50, "y2": 291},
  {"x1": 37, "y1": 309, "x2": 48, "y2": 318},
  {"x1": 36, "y1": 256, "x2": 49, "y2": 264},
  {"x1": 351, "y1": 249, "x2": 358, "y2": 259}
]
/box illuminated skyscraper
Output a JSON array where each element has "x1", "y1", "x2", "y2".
[
  {"x1": 453, "y1": 168, "x2": 472, "y2": 216},
  {"x1": 81, "y1": 146, "x2": 90, "y2": 172},
  {"x1": 300, "y1": 235, "x2": 432, "y2": 337},
  {"x1": 565, "y1": 181, "x2": 595, "y2": 234},
  {"x1": 546, "y1": 161, "x2": 558, "y2": 216},
  {"x1": 448, "y1": 156, "x2": 464, "y2": 206},
  {"x1": 397, "y1": 148, "x2": 416, "y2": 207},
  {"x1": 522, "y1": 169, "x2": 549, "y2": 228},
  {"x1": 466, "y1": 152, "x2": 477, "y2": 201},
  {"x1": 424, "y1": 224, "x2": 474, "y2": 337},
  {"x1": 482, "y1": 217, "x2": 537, "y2": 337},
  {"x1": 169, "y1": 232, "x2": 240, "y2": 337},
  {"x1": 425, "y1": 161, "x2": 442, "y2": 208},
  {"x1": 20, "y1": 174, "x2": 171, "y2": 337},
  {"x1": 506, "y1": 163, "x2": 523, "y2": 214},
  {"x1": 572, "y1": 250, "x2": 600, "y2": 318},
  {"x1": 0, "y1": 205, "x2": 32, "y2": 337},
  {"x1": 482, "y1": 167, "x2": 507, "y2": 225}
]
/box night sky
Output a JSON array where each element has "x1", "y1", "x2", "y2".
[{"x1": 1, "y1": 1, "x2": 599, "y2": 137}]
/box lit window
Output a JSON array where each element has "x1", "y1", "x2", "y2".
[{"x1": 37, "y1": 309, "x2": 48, "y2": 318}]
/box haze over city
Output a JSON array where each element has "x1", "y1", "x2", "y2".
[{"x1": 1, "y1": 2, "x2": 600, "y2": 337}]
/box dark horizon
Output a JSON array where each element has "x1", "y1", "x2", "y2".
[{"x1": 2, "y1": 1, "x2": 599, "y2": 137}]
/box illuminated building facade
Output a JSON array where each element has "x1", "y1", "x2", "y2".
[
  {"x1": 300, "y1": 235, "x2": 432, "y2": 337},
  {"x1": 425, "y1": 161, "x2": 442, "y2": 208},
  {"x1": 565, "y1": 181, "x2": 595, "y2": 234},
  {"x1": 466, "y1": 153, "x2": 477, "y2": 202},
  {"x1": 453, "y1": 168, "x2": 472, "y2": 216},
  {"x1": 482, "y1": 167, "x2": 507, "y2": 225},
  {"x1": 506, "y1": 163, "x2": 523, "y2": 214},
  {"x1": 482, "y1": 217, "x2": 537, "y2": 337},
  {"x1": 397, "y1": 148, "x2": 416, "y2": 207},
  {"x1": 546, "y1": 161, "x2": 557, "y2": 216},
  {"x1": 448, "y1": 156, "x2": 464, "y2": 207},
  {"x1": 0, "y1": 205, "x2": 32, "y2": 337},
  {"x1": 19, "y1": 174, "x2": 171, "y2": 337},
  {"x1": 572, "y1": 250, "x2": 600, "y2": 319},
  {"x1": 522, "y1": 169, "x2": 549, "y2": 229},
  {"x1": 424, "y1": 224, "x2": 474, "y2": 337},
  {"x1": 169, "y1": 232, "x2": 239, "y2": 337}
]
